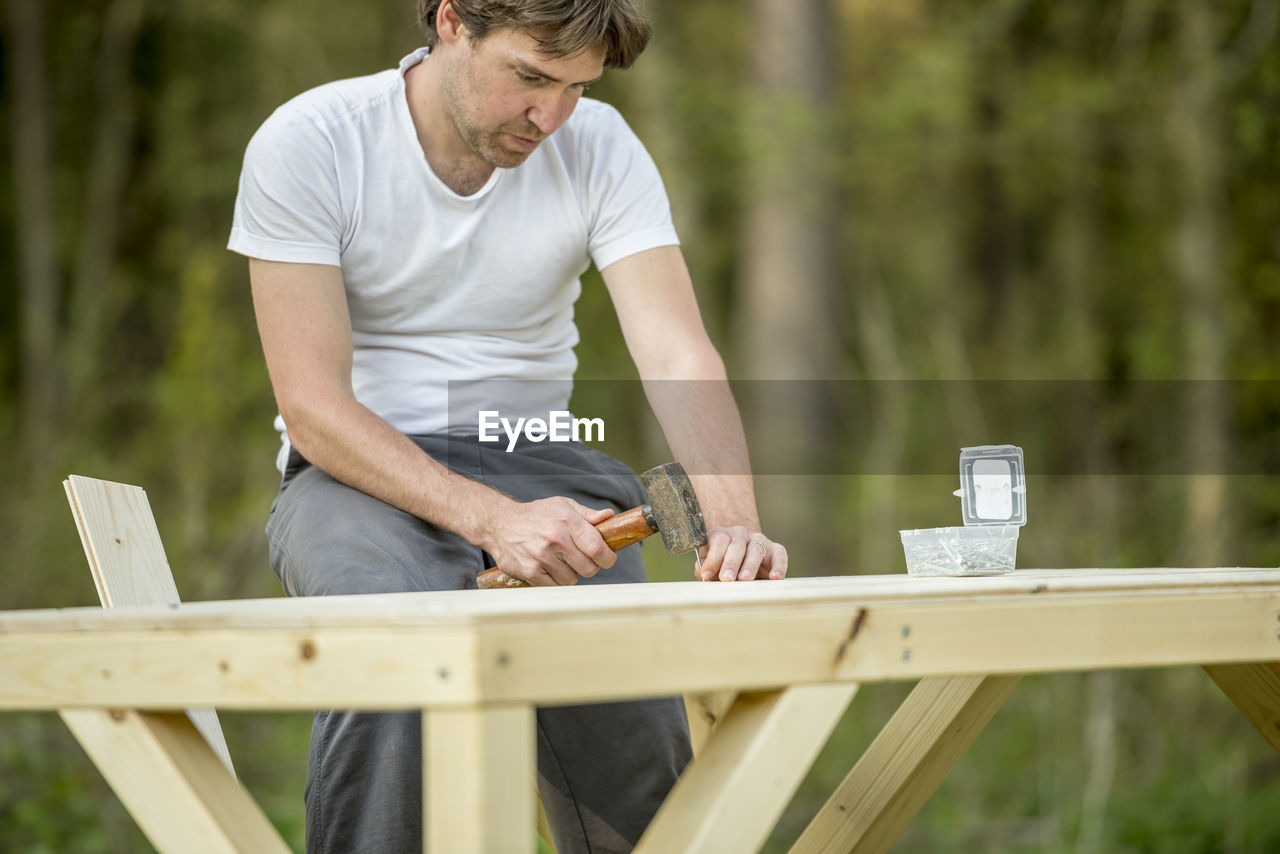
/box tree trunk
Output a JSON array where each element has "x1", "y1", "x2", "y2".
[
  {"x1": 1169, "y1": 4, "x2": 1228, "y2": 567},
  {"x1": 67, "y1": 0, "x2": 147, "y2": 406},
  {"x1": 740, "y1": 0, "x2": 838, "y2": 570},
  {"x1": 4, "y1": 0, "x2": 61, "y2": 455}
]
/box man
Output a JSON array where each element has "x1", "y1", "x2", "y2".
[{"x1": 229, "y1": 0, "x2": 786, "y2": 850}]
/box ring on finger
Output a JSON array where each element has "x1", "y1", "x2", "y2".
[{"x1": 749, "y1": 540, "x2": 768, "y2": 556}]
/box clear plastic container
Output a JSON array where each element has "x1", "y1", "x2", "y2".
[
  {"x1": 900, "y1": 445, "x2": 1027, "y2": 577},
  {"x1": 899, "y1": 525, "x2": 1020, "y2": 577}
]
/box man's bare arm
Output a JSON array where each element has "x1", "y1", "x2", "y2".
[
  {"x1": 601, "y1": 246, "x2": 787, "y2": 581},
  {"x1": 248, "y1": 258, "x2": 616, "y2": 585}
]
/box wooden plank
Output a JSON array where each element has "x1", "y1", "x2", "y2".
[
  {"x1": 6, "y1": 568, "x2": 1280, "y2": 630},
  {"x1": 450, "y1": 567, "x2": 1280, "y2": 617},
  {"x1": 0, "y1": 626, "x2": 478, "y2": 709},
  {"x1": 636, "y1": 683, "x2": 857, "y2": 854},
  {"x1": 64, "y1": 475, "x2": 234, "y2": 773},
  {"x1": 685, "y1": 690, "x2": 738, "y2": 756},
  {"x1": 60, "y1": 708, "x2": 290, "y2": 854},
  {"x1": 790, "y1": 674, "x2": 1020, "y2": 854},
  {"x1": 452, "y1": 568, "x2": 1280, "y2": 616},
  {"x1": 474, "y1": 587, "x2": 1280, "y2": 705},
  {"x1": 2, "y1": 585, "x2": 1279, "y2": 709},
  {"x1": 60, "y1": 476, "x2": 291, "y2": 851},
  {"x1": 65, "y1": 475, "x2": 182, "y2": 608},
  {"x1": 1204, "y1": 662, "x2": 1280, "y2": 754},
  {"x1": 424, "y1": 703, "x2": 535, "y2": 854}
]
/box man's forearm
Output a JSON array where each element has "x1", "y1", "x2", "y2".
[
  {"x1": 644, "y1": 369, "x2": 787, "y2": 580},
  {"x1": 641, "y1": 368, "x2": 762, "y2": 532},
  {"x1": 280, "y1": 388, "x2": 513, "y2": 548},
  {"x1": 599, "y1": 246, "x2": 784, "y2": 579},
  {"x1": 282, "y1": 390, "x2": 623, "y2": 585}
]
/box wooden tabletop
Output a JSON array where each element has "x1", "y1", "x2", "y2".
[{"x1": 3, "y1": 568, "x2": 1278, "y2": 711}]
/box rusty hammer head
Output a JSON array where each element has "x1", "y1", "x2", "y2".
[{"x1": 640, "y1": 462, "x2": 707, "y2": 554}]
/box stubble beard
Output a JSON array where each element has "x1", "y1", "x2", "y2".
[{"x1": 443, "y1": 64, "x2": 536, "y2": 171}]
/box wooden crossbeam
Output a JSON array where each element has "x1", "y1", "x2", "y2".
[
  {"x1": 684, "y1": 690, "x2": 738, "y2": 755},
  {"x1": 60, "y1": 708, "x2": 289, "y2": 854},
  {"x1": 636, "y1": 683, "x2": 857, "y2": 854},
  {"x1": 790, "y1": 674, "x2": 1021, "y2": 854},
  {"x1": 3, "y1": 579, "x2": 1279, "y2": 710},
  {"x1": 469, "y1": 583, "x2": 1280, "y2": 704},
  {"x1": 1204, "y1": 661, "x2": 1280, "y2": 755}
]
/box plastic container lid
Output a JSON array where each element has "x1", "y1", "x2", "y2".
[{"x1": 953, "y1": 445, "x2": 1027, "y2": 527}]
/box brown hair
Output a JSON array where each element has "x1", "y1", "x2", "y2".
[{"x1": 417, "y1": 0, "x2": 652, "y2": 69}]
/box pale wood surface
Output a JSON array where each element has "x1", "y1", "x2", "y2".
[
  {"x1": 7, "y1": 565, "x2": 1280, "y2": 853},
  {"x1": 10, "y1": 567, "x2": 1280, "y2": 629},
  {"x1": 425, "y1": 704, "x2": 535, "y2": 854},
  {"x1": 59, "y1": 709, "x2": 290, "y2": 854},
  {"x1": 64, "y1": 475, "x2": 234, "y2": 772},
  {"x1": 790, "y1": 674, "x2": 1022, "y2": 854},
  {"x1": 684, "y1": 690, "x2": 738, "y2": 755},
  {"x1": 2, "y1": 570, "x2": 1278, "y2": 709},
  {"x1": 1203, "y1": 661, "x2": 1280, "y2": 755},
  {"x1": 637, "y1": 684, "x2": 857, "y2": 854},
  {"x1": 65, "y1": 475, "x2": 181, "y2": 608},
  {"x1": 59, "y1": 476, "x2": 293, "y2": 853}
]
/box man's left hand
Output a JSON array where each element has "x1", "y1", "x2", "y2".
[{"x1": 695, "y1": 526, "x2": 788, "y2": 582}]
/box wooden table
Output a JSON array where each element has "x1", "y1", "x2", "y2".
[{"x1": 2, "y1": 568, "x2": 1279, "y2": 853}]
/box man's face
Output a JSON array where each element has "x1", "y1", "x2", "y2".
[{"x1": 442, "y1": 28, "x2": 605, "y2": 169}]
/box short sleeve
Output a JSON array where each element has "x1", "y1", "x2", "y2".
[
  {"x1": 576, "y1": 103, "x2": 680, "y2": 271},
  {"x1": 227, "y1": 108, "x2": 345, "y2": 266}
]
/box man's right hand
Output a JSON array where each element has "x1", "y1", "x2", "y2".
[{"x1": 479, "y1": 497, "x2": 618, "y2": 586}]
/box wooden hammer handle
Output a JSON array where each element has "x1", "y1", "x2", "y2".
[{"x1": 476, "y1": 505, "x2": 654, "y2": 589}]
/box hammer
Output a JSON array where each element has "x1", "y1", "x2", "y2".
[{"x1": 476, "y1": 461, "x2": 707, "y2": 589}]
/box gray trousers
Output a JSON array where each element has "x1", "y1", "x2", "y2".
[{"x1": 265, "y1": 435, "x2": 692, "y2": 854}]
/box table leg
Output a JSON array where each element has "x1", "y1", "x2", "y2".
[
  {"x1": 60, "y1": 708, "x2": 290, "y2": 854},
  {"x1": 423, "y1": 703, "x2": 536, "y2": 854},
  {"x1": 790, "y1": 673, "x2": 1021, "y2": 854},
  {"x1": 685, "y1": 690, "x2": 738, "y2": 755},
  {"x1": 636, "y1": 683, "x2": 858, "y2": 854},
  {"x1": 1204, "y1": 662, "x2": 1280, "y2": 754}
]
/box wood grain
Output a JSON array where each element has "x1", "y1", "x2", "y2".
[
  {"x1": 790, "y1": 675, "x2": 1021, "y2": 854},
  {"x1": 64, "y1": 475, "x2": 234, "y2": 771},
  {"x1": 637, "y1": 684, "x2": 857, "y2": 854},
  {"x1": 1204, "y1": 661, "x2": 1280, "y2": 755}
]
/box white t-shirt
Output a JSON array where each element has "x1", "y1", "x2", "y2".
[{"x1": 228, "y1": 48, "x2": 679, "y2": 470}]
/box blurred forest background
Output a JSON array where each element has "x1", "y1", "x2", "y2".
[{"x1": 3, "y1": 0, "x2": 1280, "y2": 851}]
